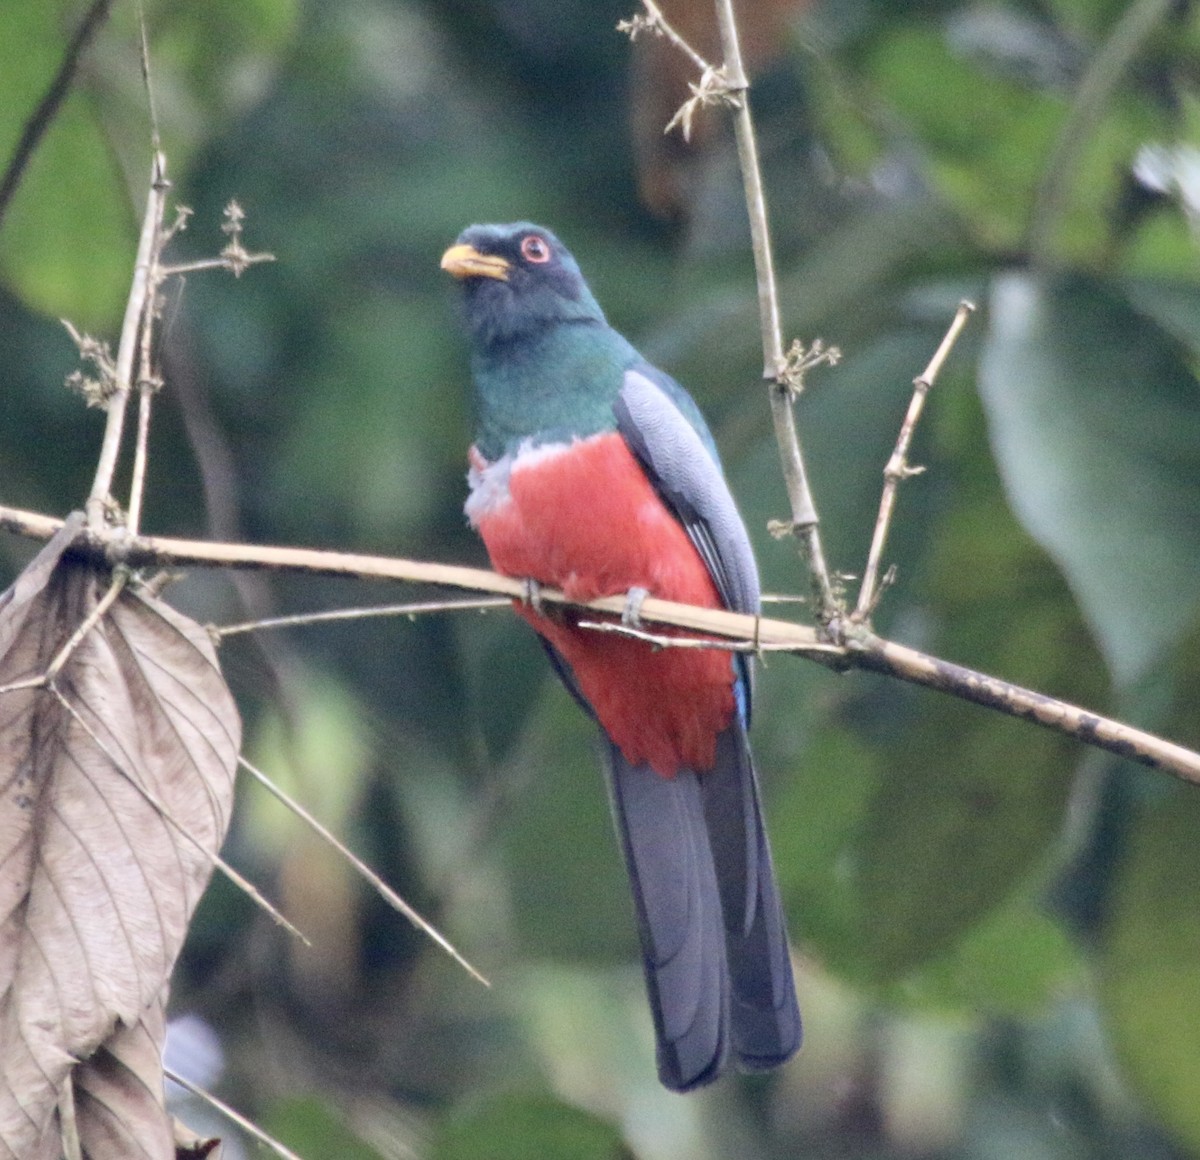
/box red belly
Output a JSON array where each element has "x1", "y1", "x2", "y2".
[{"x1": 471, "y1": 432, "x2": 735, "y2": 776}]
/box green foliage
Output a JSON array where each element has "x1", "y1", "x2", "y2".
[
  {"x1": 980, "y1": 273, "x2": 1200, "y2": 687},
  {"x1": 0, "y1": 0, "x2": 298, "y2": 328},
  {"x1": 433, "y1": 1092, "x2": 629, "y2": 1160},
  {"x1": 263, "y1": 1095, "x2": 389, "y2": 1160},
  {"x1": 1102, "y1": 786, "x2": 1200, "y2": 1153},
  {"x1": 0, "y1": 3, "x2": 131, "y2": 326}
]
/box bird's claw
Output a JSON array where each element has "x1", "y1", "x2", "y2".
[
  {"x1": 622, "y1": 586, "x2": 650, "y2": 628},
  {"x1": 522, "y1": 578, "x2": 545, "y2": 615}
]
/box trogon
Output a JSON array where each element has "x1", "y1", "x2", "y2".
[{"x1": 441, "y1": 223, "x2": 801, "y2": 1091}]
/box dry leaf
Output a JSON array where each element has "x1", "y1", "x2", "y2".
[
  {"x1": 0, "y1": 518, "x2": 240, "y2": 1158},
  {"x1": 172, "y1": 1113, "x2": 221, "y2": 1158}
]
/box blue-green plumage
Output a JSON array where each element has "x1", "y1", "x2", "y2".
[{"x1": 443, "y1": 222, "x2": 801, "y2": 1091}]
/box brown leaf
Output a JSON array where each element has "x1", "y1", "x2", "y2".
[
  {"x1": 72, "y1": 995, "x2": 173, "y2": 1159},
  {"x1": 172, "y1": 1115, "x2": 221, "y2": 1159},
  {"x1": 0, "y1": 518, "x2": 240, "y2": 1158}
]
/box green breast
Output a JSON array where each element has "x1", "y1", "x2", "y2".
[{"x1": 471, "y1": 320, "x2": 639, "y2": 460}]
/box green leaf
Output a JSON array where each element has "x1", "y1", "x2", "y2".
[
  {"x1": 0, "y1": 4, "x2": 133, "y2": 326},
  {"x1": 979, "y1": 273, "x2": 1200, "y2": 687},
  {"x1": 864, "y1": 24, "x2": 1068, "y2": 252},
  {"x1": 892, "y1": 889, "x2": 1081, "y2": 1014},
  {"x1": 770, "y1": 724, "x2": 883, "y2": 974},
  {"x1": 433, "y1": 1092, "x2": 629, "y2": 1160},
  {"x1": 0, "y1": 0, "x2": 299, "y2": 328},
  {"x1": 1100, "y1": 785, "x2": 1200, "y2": 1154},
  {"x1": 263, "y1": 1095, "x2": 386, "y2": 1160}
]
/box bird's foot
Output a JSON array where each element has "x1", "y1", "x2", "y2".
[
  {"x1": 522, "y1": 578, "x2": 545, "y2": 615},
  {"x1": 622, "y1": 586, "x2": 650, "y2": 628}
]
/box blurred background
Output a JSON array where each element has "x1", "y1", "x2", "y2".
[{"x1": 4, "y1": 0, "x2": 1200, "y2": 1156}]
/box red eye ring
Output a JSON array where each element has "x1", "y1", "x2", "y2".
[{"x1": 520, "y1": 234, "x2": 551, "y2": 264}]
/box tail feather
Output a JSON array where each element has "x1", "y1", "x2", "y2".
[
  {"x1": 705, "y1": 724, "x2": 802, "y2": 1069},
  {"x1": 605, "y1": 744, "x2": 729, "y2": 1091},
  {"x1": 604, "y1": 724, "x2": 800, "y2": 1090}
]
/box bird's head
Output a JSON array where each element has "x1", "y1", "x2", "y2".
[{"x1": 441, "y1": 223, "x2": 606, "y2": 349}]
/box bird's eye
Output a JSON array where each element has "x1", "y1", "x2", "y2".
[{"x1": 520, "y1": 235, "x2": 551, "y2": 264}]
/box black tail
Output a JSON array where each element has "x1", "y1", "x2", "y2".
[{"x1": 604, "y1": 726, "x2": 800, "y2": 1091}]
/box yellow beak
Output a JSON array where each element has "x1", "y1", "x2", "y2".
[{"x1": 440, "y1": 243, "x2": 510, "y2": 282}]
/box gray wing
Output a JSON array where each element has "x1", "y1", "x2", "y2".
[
  {"x1": 614, "y1": 366, "x2": 761, "y2": 714},
  {"x1": 614, "y1": 367, "x2": 761, "y2": 618}
]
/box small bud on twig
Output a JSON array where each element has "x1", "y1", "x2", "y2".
[
  {"x1": 777, "y1": 337, "x2": 842, "y2": 397},
  {"x1": 61, "y1": 320, "x2": 119, "y2": 406}
]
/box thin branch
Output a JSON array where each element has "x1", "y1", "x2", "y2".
[
  {"x1": 214, "y1": 597, "x2": 509, "y2": 639},
  {"x1": 854, "y1": 301, "x2": 975, "y2": 621},
  {"x1": 159, "y1": 255, "x2": 274, "y2": 278},
  {"x1": 711, "y1": 2, "x2": 779, "y2": 374},
  {"x1": 43, "y1": 571, "x2": 127, "y2": 684},
  {"x1": 0, "y1": 0, "x2": 115, "y2": 230},
  {"x1": 87, "y1": 152, "x2": 169, "y2": 527},
  {"x1": 850, "y1": 629, "x2": 1200, "y2": 782},
  {"x1": 126, "y1": 149, "x2": 166, "y2": 536},
  {"x1": 59, "y1": 1077, "x2": 81, "y2": 1160},
  {"x1": 135, "y1": 0, "x2": 161, "y2": 154},
  {"x1": 625, "y1": 0, "x2": 838, "y2": 620},
  {"x1": 238, "y1": 755, "x2": 489, "y2": 985},
  {"x1": 620, "y1": 1, "x2": 713, "y2": 74},
  {"x1": 126, "y1": 379, "x2": 156, "y2": 535},
  {"x1": 621, "y1": 4, "x2": 739, "y2": 142},
  {"x1": 165, "y1": 1069, "x2": 305, "y2": 1160},
  {"x1": 576, "y1": 613, "x2": 823, "y2": 654},
  {"x1": 3, "y1": 503, "x2": 1198, "y2": 785},
  {"x1": 710, "y1": 0, "x2": 839, "y2": 624}
]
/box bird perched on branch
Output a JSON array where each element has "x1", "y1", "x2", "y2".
[{"x1": 442, "y1": 222, "x2": 800, "y2": 1091}]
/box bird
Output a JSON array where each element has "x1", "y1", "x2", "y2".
[{"x1": 441, "y1": 222, "x2": 801, "y2": 1091}]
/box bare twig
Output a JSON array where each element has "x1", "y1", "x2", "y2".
[
  {"x1": 3, "y1": 502, "x2": 1198, "y2": 786},
  {"x1": 215, "y1": 596, "x2": 510, "y2": 639},
  {"x1": 77, "y1": 162, "x2": 271, "y2": 537},
  {"x1": 238, "y1": 755, "x2": 489, "y2": 985},
  {"x1": 709, "y1": 0, "x2": 839, "y2": 625},
  {"x1": 127, "y1": 378, "x2": 157, "y2": 535},
  {"x1": 854, "y1": 301, "x2": 975, "y2": 621},
  {"x1": 126, "y1": 163, "x2": 167, "y2": 535},
  {"x1": 620, "y1": 0, "x2": 839, "y2": 620},
  {"x1": 576, "y1": 616, "x2": 813, "y2": 654},
  {"x1": 165, "y1": 1068, "x2": 305, "y2": 1160},
  {"x1": 160, "y1": 254, "x2": 275, "y2": 278},
  {"x1": 619, "y1": 1, "x2": 712, "y2": 74},
  {"x1": 42, "y1": 570, "x2": 128, "y2": 684},
  {"x1": 87, "y1": 152, "x2": 169, "y2": 529},
  {"x1": 621, "y1": 3, "x2": 741, "y2": 141},
  {"x1": 849, "y1": 629, "x2": 1200, "y2": 781},
  {"x1": 0, "y1": 0, "x2": 114, "y2": 230},
  {"x1": 59, "y1": 1077, "x2": 81, "y2": 1160}
]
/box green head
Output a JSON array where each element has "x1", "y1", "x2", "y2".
[{"x1": 442, "y1": 223, "x2": 638, "y2": 458}]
